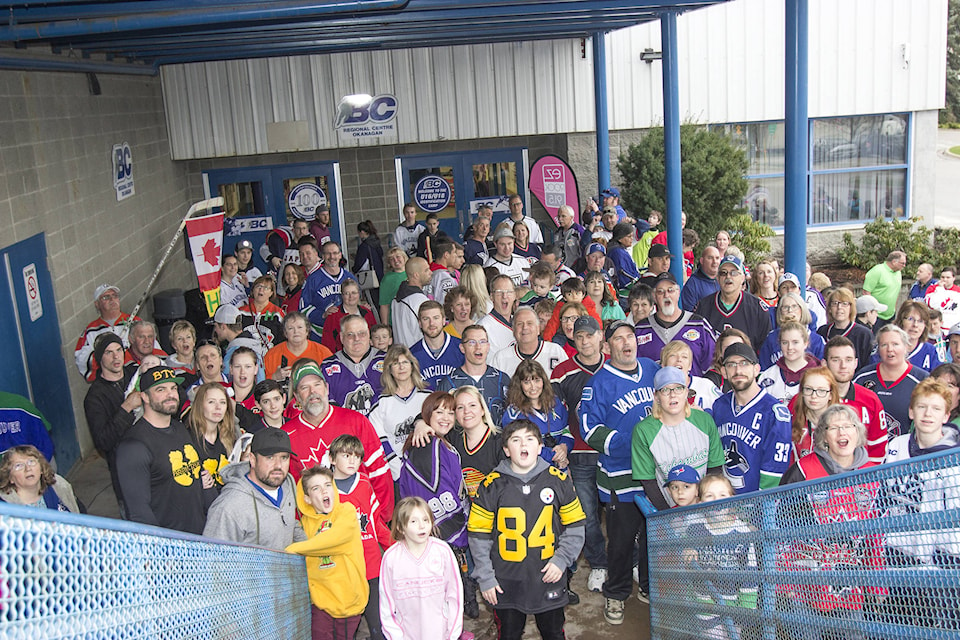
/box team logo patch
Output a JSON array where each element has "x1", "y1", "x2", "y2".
[
  {"x1": 324, "y1": 364, "x2": 341, "y2": 375},
  {"x1": 637, "y1": 334, "x2": 653, "y2": 345},
  {"x1": 540, "y1": 488, "x2": 555, "y2": 504},
  {"x1": 373, "y1": 361, "x2": 384, "y2": 373},
  {"x1": 759, "y1": 378, "x2": 774, "y2": 388},
  {"x1": 682, "y1": 329, "x2": 701, "y2": 341},
  {"x1": 861, "y1": 379, "x2": 876, "y2": 390}
]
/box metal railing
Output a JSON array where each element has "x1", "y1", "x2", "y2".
[
  {"x1": 0, "y1": 502, "x2": 310, "y2": 639},
  {"x1": 640, "y1": 448, "x2": 960, "y2": 640}
]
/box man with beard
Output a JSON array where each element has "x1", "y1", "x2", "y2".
[
  {"x1": 203, "y1": 428, "x2": 305, "y2": 550},
  {"x1": 115, "y1": 366, "x2": 211, "y2": 533},
  {"x1": 490, "y1": 306, "x2": 567, "y2": 377},
  {"x1": 709, "y1": 343, "x2": 792, "y2": 494},
  {"x1": 320, "y1": 315, "x2": 385, "y2": 416},
  {"x1": 436, "y1": 324, "x2": 511, "y2": 425},
  {"x1": 410, "y1": 300, "x2": 464, "y2": 389},
  {"x1": 695, "y1": 255, "x2": 771, "y2": 351},
  {"x1": 635, "y1": 272, "x2": 717, "y2": 376},
  {"x1": 282, "y1": 360, "x2": 393, "y2": 522}
]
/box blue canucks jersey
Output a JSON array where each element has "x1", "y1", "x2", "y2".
[{"x1": 411, "y1": 334, "x2": 465, "y2": 390}]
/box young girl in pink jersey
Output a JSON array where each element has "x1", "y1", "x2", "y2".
[{"x1": 379, "y1": 497, "x2": 470, "y2": 640}]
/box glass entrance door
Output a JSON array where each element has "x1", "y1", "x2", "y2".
[
  {"x1": 204, "y1": 162, "x2": 343, "y2": 271},
  {"x1": 397, "y1": 148, "x2": 528, "y2": 243}
]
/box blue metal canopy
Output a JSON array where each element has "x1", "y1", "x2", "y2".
[{"x1": 0, "y1": 0, "x2": 732, "y2": 74}]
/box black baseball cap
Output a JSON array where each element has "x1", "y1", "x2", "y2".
[
  {"x1": 139, "y1": 366, "x2": 184, "y2": 391},
  {"x1": 604, "y1": 320, "x2": 634, "y2": 341},
  {"x1": 649, "y1": 244, "x2": 672, "y2": 259},
  {"x1": 722, "y1": 343, "x2": 759, "y2": 365},
  {"x1": 250, "y1": 428, "x2": 295, "y2": 456}
]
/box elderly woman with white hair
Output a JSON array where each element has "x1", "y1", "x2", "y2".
[{"x1": 780, "y1": 403, "x2": 875, "y2": 483}]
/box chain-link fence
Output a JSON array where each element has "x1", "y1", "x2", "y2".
[
  {"x1": 0, "y1": 501, "x2": 310, "y2": 639},
  {"x1": 641, "y1": 449, "x2": 960, "y2": 640}
]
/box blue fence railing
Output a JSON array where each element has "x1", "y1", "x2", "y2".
[
  {"x1": 639, "y1": 448, "x2": 960, "y2": 640},
  {"x1": 0, "y1": 502, "x2": 311, "y2": 639}
]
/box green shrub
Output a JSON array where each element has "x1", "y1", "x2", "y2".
[
  {"x1": 839, "y1": 217, "x2": 935, "y2": 272},
  {"x1": 726, "y1": 214, "x2": 775, "y2": 267}
]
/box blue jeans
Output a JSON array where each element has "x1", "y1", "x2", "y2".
[{"x1": 569, "y1": 452, "x2": 607, "y2": 569}]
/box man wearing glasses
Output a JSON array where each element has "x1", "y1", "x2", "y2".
[
  {"x1": 75, "y1": 283, "x2": 145, "y2": 382},
  {"x1": 695, "y1": 255, "x2": 771, "y2": 351},
  {"x1": 436, "y1": 324, "x2": 511, "y2": 425},
  {"x1": 709, "y1": 342, "x2": 792, "y2": 495},
  {"x1": 635, "y1": 272, "x2": 717, "y2": 376}
]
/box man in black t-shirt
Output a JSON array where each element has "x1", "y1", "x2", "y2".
[{"x1": 116, "y1": 366, "x2": 211, "y2": 533}]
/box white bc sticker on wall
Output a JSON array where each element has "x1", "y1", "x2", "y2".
[{"x1": 22, "y1": 263, "x2": 42, "y2": 321}]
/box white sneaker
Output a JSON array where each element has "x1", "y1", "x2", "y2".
[
  {"x1": 604, "y1": 597, "x2": 624, "y2": 625},
  {"x1": 587, "y1": 568, "x2": 607, "y2": 592}
]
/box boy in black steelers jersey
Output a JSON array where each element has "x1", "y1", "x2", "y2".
[{"x1": 467, "y1": 419, "x2": 586, "y2": 640}]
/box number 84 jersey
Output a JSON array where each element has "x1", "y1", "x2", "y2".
[{"x1": 468, "y1": 460, "x2": 586, "y2": 613}]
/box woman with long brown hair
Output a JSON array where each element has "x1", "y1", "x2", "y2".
[{"x1": 187, "y1": 382, "x2": 238, "y2": 490}]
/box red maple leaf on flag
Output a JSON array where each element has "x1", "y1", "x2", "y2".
[{"x1": 201, "y1": 237, "x2": 220, "y2": 268}]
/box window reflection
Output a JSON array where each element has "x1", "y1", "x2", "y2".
[{"x1": 218, "y1": 182, "x2": 265, "y2": 219}]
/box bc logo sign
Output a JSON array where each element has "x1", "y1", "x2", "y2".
[
  {"x1": 112, "y1": 142, "x2": 135, "y2": 201},
  {"x1": 288, "y1": 183, "x2": 327, "y2": 220},
  {"x1": 414, "y1": 175, "x2": 452, "y2": 213},
  {"x1": 334, "y1": 94, "x2": 399, "y2": 139}
]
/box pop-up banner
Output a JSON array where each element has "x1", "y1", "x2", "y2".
[
  {"x1": 529, "y1": 155, "x2": 580, "y2": 227},
  {"x1": 185, "y1": 211, "x2": 225, "y2": 316}
]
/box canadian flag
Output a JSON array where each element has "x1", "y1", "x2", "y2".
[{"x1": 185, "y1": 212, "x2": 225, "y2": 316}]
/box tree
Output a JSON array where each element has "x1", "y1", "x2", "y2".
[
  {"x1": 943, "y1": 0, "x2": 960, "y2": 124},
  {"x1": 617, "y1": 125, "x2": 749, "y2": 247}
]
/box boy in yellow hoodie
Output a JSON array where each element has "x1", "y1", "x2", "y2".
[{"x1": 286, "y1": 465, "x2": 369, "y2": 640}]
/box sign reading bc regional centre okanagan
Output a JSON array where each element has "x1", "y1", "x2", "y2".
[
  {"x1": 334, "y1": 94, "x2": 398, "y2": 139},
  {"x1": 414, "y1": 175, "x2": 452, "y2": 213}
]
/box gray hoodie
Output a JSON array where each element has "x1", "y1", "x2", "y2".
[
  {"x1": 469, "y1": 458, "x2": 585, "y2": 593},
  {"x1": 202, "y1": 461, "x2": 305, "y2": 550}
]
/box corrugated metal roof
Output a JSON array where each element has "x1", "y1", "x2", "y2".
[{"x1": 0, "y1": 0, "x2": 732, "y2": 74}]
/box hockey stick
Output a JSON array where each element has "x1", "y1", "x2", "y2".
[{"x1": 128, "y1": 197, "x2": 224, "y2": 322}]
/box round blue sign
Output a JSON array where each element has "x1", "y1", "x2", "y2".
[
  {"x1": 413, "y1": 175, "x2": 452, "y2": 213},
  {"x1": 288, "y1": 183, "x2": 327, "y2": 220}
]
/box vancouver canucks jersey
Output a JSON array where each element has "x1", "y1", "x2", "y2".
[
  {"x1": 411, "y1": 334, "x2": 465, "y2": 389},
  {"x1": 710, "y1": 389, "x2": 792, "y2": 494}
]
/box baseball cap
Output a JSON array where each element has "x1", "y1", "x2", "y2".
[
  {"x1": 718, "y1": 255, "x2": 745, "y2": 274},
  {"x1": 778, "y1": 273, "x2": 801, "y2": 289},
  {"x1": 236, "y1": 239, "x2": 254, "y2": 252},
  {"x1": 139, "y1": 366, "x2": 184, "y2": 391},
  {"x1": 291, "y1": 361, "x2": 325, "y2": 391},
  {"x1": 648, "y1": 244, "x2": 672, "y2": 259},
  {"x1": 573, "y1": 316, "x2": 601, "y2": 335},
  {"x1": 587, "y1": 242, "x2": 606, "y2": 256},
  {"x1": 602, "y1": 205, "x2": 619, "y2": 218},
  {"x1": 212, "y1": 303, "x2": 242, "y2": 325},
  {"x1": 856, "y1": 295, "x2": 888, "y2": 315},
  {"x1": 663, "y1": 464, "x2": 701, "y2": 487},
  {"x1": 250, "y1": 428, "x2": 295, "y2": 456},
  {"x1": 493, "y1": 226, "x2": 515, "y2": 241},
  {"x1": 654, "y1": 366, "x2": 687, "y2": 391},
  {"x1": 93, "y1": 332, "x2": 124, "y2": 364},
  {"x1": 604, "y1": 319, "x2": 634, "y2": 341},
  {"x1": 601, "y1": 187, "x2": 621, "y2": 199},
  {"x1": 948, "y1": 322, "x2": 960, "y2": 338},
  {"x1": 93, "y1": 284, "x2": 120, "y2": 303},
  {"x1": 653, "y1": 271, "x2": 678, "y2": 286},
  {"x1": 722, "y1": 342, "x2": 759, "y2": 365},
  {"x1": 611, "y1": 223, "x2": 634, "y2": 243}
]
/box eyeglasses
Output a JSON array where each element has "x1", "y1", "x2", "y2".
[
  {"x1": 829, "y1": 301, "x2": 851, "y2": 308},
  {"x1": 492, "y1": 290, "x2": 514, "y2": 296},
  {"x1": 98, "y1": 293, "x2": 119, "y2": 301},
  {"x1": 902, "y1": 316, "x2": 924, "y2": 325},
  {"x1": 825, "y1": 423, "x2": 856, "y2": 433},
  {"x1": 463, "y1": 339, "x2": 489, "y2": 347},
  {"x1": 723, "y1": 360, "x2": 755, "y2": 370},
  {"x1": 657, "y1": 385, "x2": 687, "y2": 397},
  {"x1": 780, "y1": 304, "x2": 801, "y2": 313},
  {"x1": 655, "y1": 287, "x2": 680, "y2": 296},
  {"x1": 802, "y1": 387, "x2": 831, "y2": 398},
  {"x1": 560, "y1": 316, "x2": 580, "y2": 324},
  {"x1": 11, "y1": 459, "x2": 38, "y2": 472}
]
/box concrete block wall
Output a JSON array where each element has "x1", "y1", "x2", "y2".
[
  {"x1": 0, "y1": 70, "x2": 193, "y2": 459},
  {"x1": 184, "y1": 133, "x2": 567, "y2": 260}
]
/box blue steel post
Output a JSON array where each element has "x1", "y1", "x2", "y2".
[
  {"x1": 661, "y1": 11, "x2": 684, "y2": 284},
  {"x1": 593, "y1": 31, "x2": 611, "y2": 200},
  {"x1": 784, "y1": 0, "x2": 808, "y2": 290}
]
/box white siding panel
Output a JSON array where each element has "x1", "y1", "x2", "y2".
[{"x1": 161, "y1": 0, "x2": 947, "y2": 160}]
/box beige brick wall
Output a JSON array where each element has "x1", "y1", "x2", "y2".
[{"x1": 0, "y1": 70, "x2": 193, "y2": 459}]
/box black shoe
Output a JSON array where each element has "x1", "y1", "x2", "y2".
[
  {"x1": 464, "y1": 598, "x2": 480, "y2": 619},
  {"x1": 566, "y1": 570, "x2": 580, "y2": 605}
]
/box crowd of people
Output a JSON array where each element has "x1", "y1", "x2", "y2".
[{"x1": 3, "y1": 191, "x2": 960, "y2": 640}]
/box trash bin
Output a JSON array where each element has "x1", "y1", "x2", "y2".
[{"x1": 153, "y1": 289, "x2": 186, "y2": 354}]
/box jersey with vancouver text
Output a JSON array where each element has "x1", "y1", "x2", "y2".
[
  {"x1": 300, "y1": 267, "x2": 355, "y2": 338},
  {"x1": 467, "y1": 465, "x2": 585, "y2": 613},
  {"x1": 581, "y1": 359, "x2": 659, "y2": 502},
  {"x1": 321, "y1": 350, "x2": 384, "y2": 416},
  {"x1": 411, "y1": 334, "x2": 465, "y2": 389},
  {"x1": 710, "y1": 389, "x2": 792, "y2": 493}
]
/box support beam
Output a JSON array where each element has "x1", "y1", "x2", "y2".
[
  {"x1": 593, "y1": 31, "x2": 610, "y2": 199},
  {"x1": 661, "y1": 10, "x2": 684, "y2": 284},
  {"x1": 784, "y1": 0, "x2": 808, "y2": 289},
  {"x1": 0, "y1": 53, "x2": 155, "y2": 75}
]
